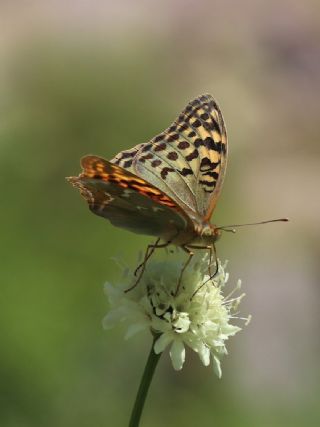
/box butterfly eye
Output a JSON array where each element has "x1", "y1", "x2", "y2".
[{"x1": 214, "y1": 228, "x2": 222, "y2": 239}]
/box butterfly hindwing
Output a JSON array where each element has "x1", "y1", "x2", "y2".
[
  {"x1": 67, "y1": 156, "x2": 192, "y2": 238},
  {"x1": 111, "y1": 94, "x2": 227, "y2": 221}
]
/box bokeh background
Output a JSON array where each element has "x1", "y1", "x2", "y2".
[{"x1": 1, "y1": 1, "x2": 319, "y2": 426}]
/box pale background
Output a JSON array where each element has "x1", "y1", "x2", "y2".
[{"x1": 1, "y1": 1, "x2": 319, "y2": 426}]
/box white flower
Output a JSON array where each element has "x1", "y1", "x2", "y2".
[{"x1": 103, "y1": 253, "x2": 250, "y2": 377}]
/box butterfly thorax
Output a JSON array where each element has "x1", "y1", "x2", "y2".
[{"x1": 167, "y1": 220, "x2": 221, "y2": 247}]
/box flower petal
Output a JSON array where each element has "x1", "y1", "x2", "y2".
[
  {"x1": 170, "y1": 340, "x2": 185, "y2": 370},
  {"x1": 172, "y1": 313, "x2": 191, "y2": 333},
  {"x1": 198, "y1": 344, "x2": 211, "y2": 366},
  {"x1": 104, "y1": 282, "x2": 123, "y2": 304},
  {"x1": 125, "y1": 323, "x2": 148, "y2": 339},
  {"x1": 221, "y1": 324, "x2": 242, "y2": 336},
  {"x1": 154, "y1": 333, "x2": 173, "y2": 354},
  {"x1": 212, "y1": 354, "x2": 222, "y2": 378},
  {"x1": 102, "y1": 310, "x2": 125, "y2": 329}
]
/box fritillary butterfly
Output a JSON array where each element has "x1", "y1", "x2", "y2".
[{"x1": 67, "y1": 94, "x2": 286, "y2": 290}]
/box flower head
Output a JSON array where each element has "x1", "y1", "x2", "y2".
[{"x1": 103, "y1": 252, "x2": 250, "y2": 377}]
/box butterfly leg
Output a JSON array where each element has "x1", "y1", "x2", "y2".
[
  {"x1": 210, "y1": 243, "x2": 219, "y2": 279},
  {"x1": 125, "y1": 240, "x2": 171, "y2": 293},
  {"x1": 190, "y1": 243, "x2": 219, "y2": 300},
  {"x1": 175, "y1": 246, "x2": 194, "y2": 296},
  {"x1": 134, "y1": 238, "x2": 161, "y2": 277},
  {"x1": 186, "y1": 244, "x2": 219, "y2": 279}
]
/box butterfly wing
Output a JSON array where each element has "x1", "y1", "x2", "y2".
[
  {"x1": 67, "y1": 155, "x2": 193, "y2": 240},
  {"x1": 111, "y1": 94, "x2": 227, "y2": 221}
]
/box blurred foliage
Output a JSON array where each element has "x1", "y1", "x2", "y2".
[{"x1": 1, "y1": 4, "x2": 319, "y2": 425}]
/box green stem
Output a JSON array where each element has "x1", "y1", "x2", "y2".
[{"x1": 128, "y1": 337, "x2": 161, "y2": 427}]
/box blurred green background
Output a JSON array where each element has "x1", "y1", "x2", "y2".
[{"x1": 1, "y1": 1, "x2": 319, "y2": 426}]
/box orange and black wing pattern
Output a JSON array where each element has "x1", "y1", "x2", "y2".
[{"x1": 67, "y1": 155, "x2": 192, "y2": 238}]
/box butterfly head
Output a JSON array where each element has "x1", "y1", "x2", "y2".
[{"x1": 199, "y1": 223, "x2": 222, "y2": 244}]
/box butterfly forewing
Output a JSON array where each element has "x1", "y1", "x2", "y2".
[
  {"x1": 111, "y1": 94, "x2": 227, "y2": 221},
  {"x1": 67, "y1": 156, "x2": 193, "y2": 239}
]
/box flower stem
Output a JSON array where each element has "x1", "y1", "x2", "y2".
[{"x1": 128, "y1": 337, "x2": 161, "y2": 427}]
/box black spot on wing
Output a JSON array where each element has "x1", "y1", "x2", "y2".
[
  {"x1": 192, "y1": 119, "x2": 202, "y2": 128},
  {"x1": 202, "y1": 170, "x2": 219, "y2": 179},
  {"x1": 151, "y1": 159, "x2": 162, "y2": 167},
  {"x1": 194, "y1": 137, "x2": 216, "y2": 150},
  {"x1": 140, "y1": 153, "x2": 154, "y2": 163},
  {"x1": 200, "y1": 157, "x2": 219, "y2": 171},
  {"x1": 203, "y1": 121, "x2": 218, "y2": 132},
  {"x1": 167, "y1": 151, "x2": 178, "y2": 161},
  {"x1": 123, "y1": 159, "x2": 133, "y2": 168},
  {"x1": 185, "y1": 149, "x2": 199, "y2": 161},
  {"x1": 200, "y1": 112, "x2": 209, "y2": 120},
  {"x1": 178, "y1": 123, "x2": 188, "y2": 132},
  {"x1": 177, "y1": 140, "x2": 190, "y2": 149},
  {"x1": 167, "y1": 134, "x2": 179, "y2": 142},
  {"x1": 199, "y1": 180, "x2": 216, "y2": 187},
  {"x1": 161, "y1": 167, "x2": 175, "y2": 179},
  {"x1": 154, "y1": 142, "x2": 167, "y2": 151},
  {"x1": 142, "y1": 144, "x2": 152, "y2": 152},
  {"x1": 154, "y1": 135, "x2": 163, "y2": 143},
  {"x1": 179, "y1": 168, "x2": 193, "y2": 177},
  {"x1": 120, "y1": 151, "x2": 136, "y2": 159},
  {"x1": 216, "y1": 141, "x2": 227, "y2": 155}
]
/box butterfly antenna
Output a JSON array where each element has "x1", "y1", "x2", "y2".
[{"x1": 217, "y1": 218, "x2": 289, "y2": 232}]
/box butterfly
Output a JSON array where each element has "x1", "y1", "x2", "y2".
[{"x1": 67, "y1": 94, "x2": 229, "y2": 291}]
